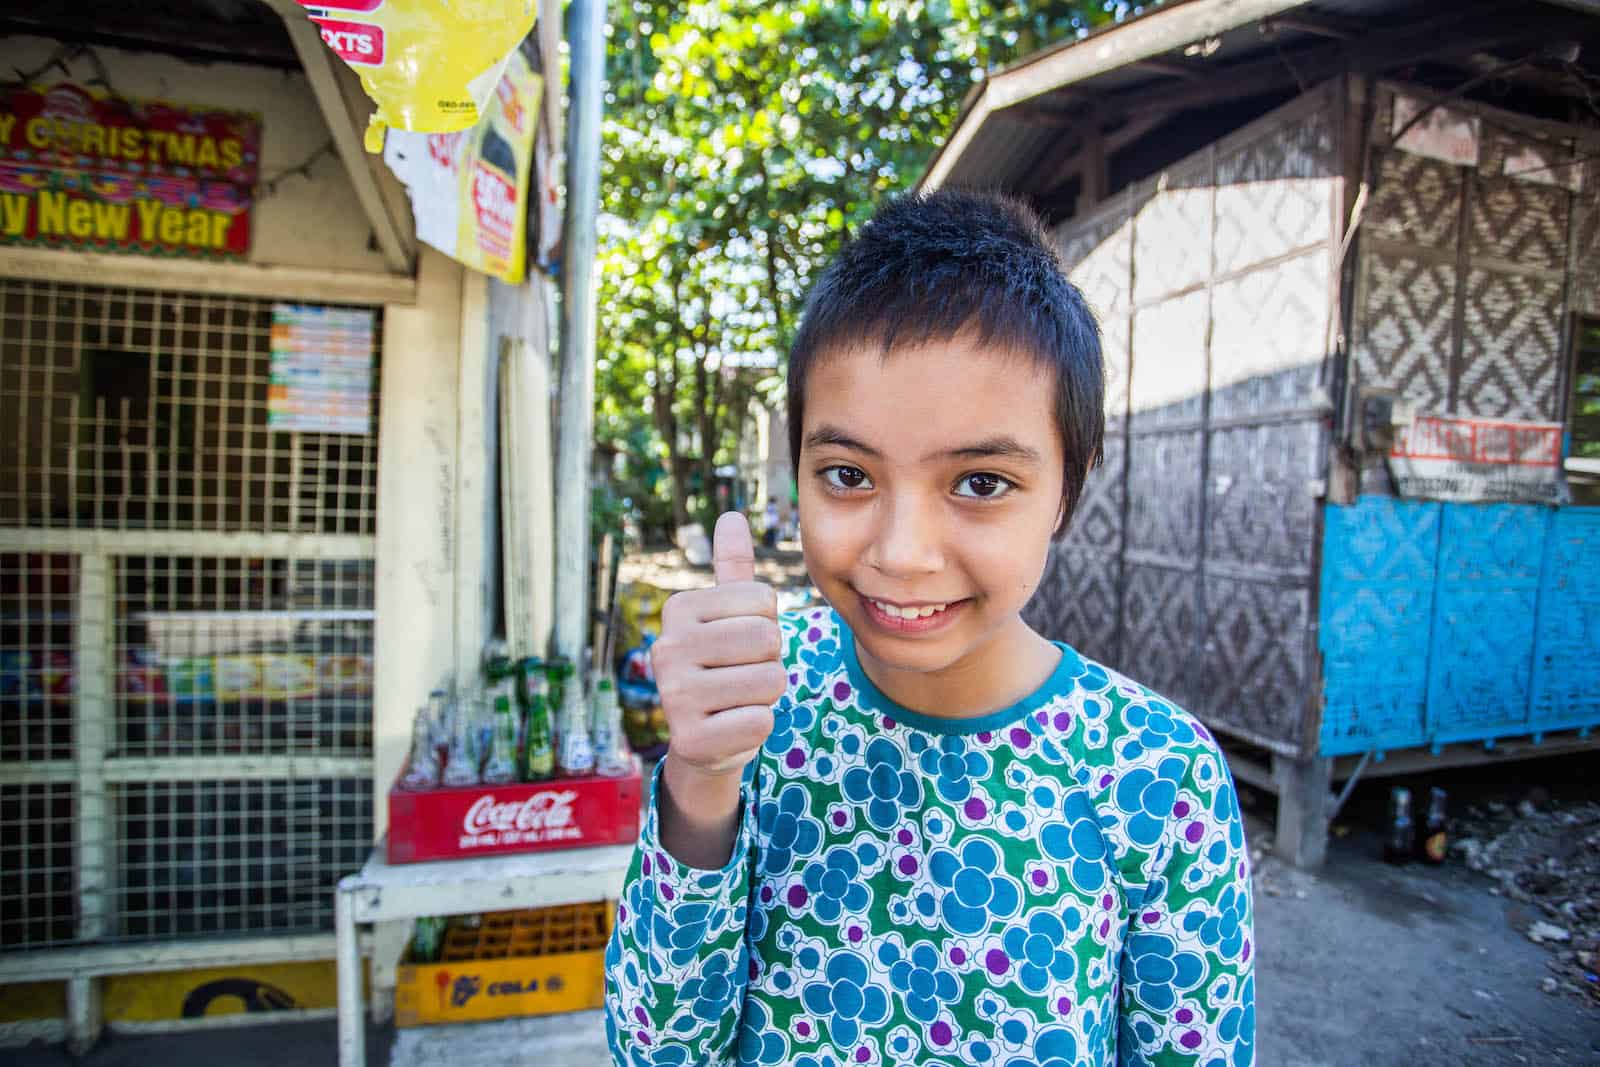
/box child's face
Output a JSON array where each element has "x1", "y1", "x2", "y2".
[{"x1": 797, "y1": 336, "x2": 1065, "y2": 678}]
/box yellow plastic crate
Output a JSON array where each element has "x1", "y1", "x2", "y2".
[{"x1": 394, "y1": 902, "x2": 612, "y2": 1027}]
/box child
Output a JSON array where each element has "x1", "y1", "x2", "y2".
[{"x1": 605, "y1": 191, "x2": 1255, "y2": 1066}]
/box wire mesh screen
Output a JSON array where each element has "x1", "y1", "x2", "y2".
[
  {"x1": 114, "y1": 776, "x2": 372, "y2": 939},
  {"x1": 0, "y1": 278, "x2": 380, "y2": 534},
  {"x1": 0, "y1": 552, "x2": 77, "y2": 763},
  {"x1": 0, "y1": 783, "x2": 76, "y2": 948},
  {"x1": 114, "y1": 556, "x2": 374, "y2": 757}
]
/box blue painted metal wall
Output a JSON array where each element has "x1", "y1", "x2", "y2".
[{"x1": 1319, "y1": 498, "x2": 1600, "y2": 756}]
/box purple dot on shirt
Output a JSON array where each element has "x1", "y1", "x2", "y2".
[
  {"x1": 1195, "y1": 723, "x2": 1212, "y2": 740},
  {"x1": 898, "y1": 855, "x2": 918, "y2": 876},
  {"x1": 1099, "y1": 918, "x2": 1111, "y2": 937},
  {"x1": 634, "y1": 1006, "x2": 648, "y2": 1025},
  {"x1": 1053, "y1": 711, "x2": 1073, "y2": 731},
  {"x1": 1173, "y1": 800, "x2": 1191, "y2": 818},
  {"x1": 1176, "y1": 1008, "x2": 1194, "y2": 1024},
  {"x1": 807, "y1": 627, "x2": 821, "y2": 642},
  {"x1": 897, "y1": 828, "x2": 913, "y2": 845},
  {"x1": 660, "y1": 883, "x2": 675, "y2": 901},
  {"x1": 760, "y1": 886, "x2": 774, "y2": 903},
  {"x1": 985, "y1": 949, "x2": 1010, "y2": 976},
  {"x1": 1099, "y1": 773, "x2": 1114, "y2": 789},
  {"x1": 1242, "y1": 938, "x2": 1251, "y2": 963},
  {"x1": 833, "y1": 680, "x2": 852, "y2": 702},
  {"x1": 1031, "y1": 869, "x2": 1048, "y2": 888},
  {"x1": 1143, "y1": 910, "x2": 1160, "y2": 924},
  {"x1": 832, "y1": 810, "x2": 848, "y2": 826},
  {"x1": 1185, "y1": 821, "x2": 1206, "y2": 844},
  {"x1": 797, "y1": 1021, "x2": 811, "y2": 1037},
  {"x1": 848, "y1": 925, "x2": 863, "y2": 944},
  {"x1": 1009, "y1": 727, "x2": 1032, "y2": 750},
  {"x1": 786, "y1": 748, "x2": 806, "y2": 770},
  {"x1": 1180, "y1": 1030, "x2": 1203, "y2": 1050},
  {"x1": 950, "y1": 946, "x2": 967, "y2": 965},
  {"x1": 656, "y1": 851, "x2": 672, "y2": 873},
  {"x1": 963, "y1": 796, "x2": 987, "y2": 820},
  {"x1": 977, "y1": 731, "x2": 993, "y2": 743},
  {"x1": 787, "y1": 885, "x2": 808, "y2": 908},
  {"x1": 1056, "y1": 996, "x2": 1073, "y2": 1014},
  {"x1": 618, "y1": 904, "x2": 628, "y2": 922},
  {"x1": 882, "y1": 716, "x2": 897, "y2": 730},
  {"x1": 641, "y1": 856, "x2": 651, "y2": 877},
  {"x1": 930, "y1": 1022, "x2": 953, "y2": 1046},
  {"x1": 855, "y1": 1046, "x2": 871, "y2": 1063},
  {"x1": 637, "y1": 1030, "x2": 652, "y2": 1046},
  {"x1": 1101, "y1": 893, "x2": 1114, "y2": 910},
  {"x1": 789, "y1": 671, "x2": 799, "y2": 685}
]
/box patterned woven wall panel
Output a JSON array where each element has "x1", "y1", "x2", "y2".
[
  {"x1": 1201, "y1": 576, "x2": 1311, "y2": 743},
  {"x1": 1121, "y1": 565, "x2": 1199, "y2": 711},
  {"x1": 1214, "y1": 110, "x2": 1337, "y2": 276},
  {"x1": 1063, "y1": 210, "x2": 1134, "y2": 317},
  {"x1": 1065, "y1": 432, "x2": 1124, "y2": 553},
  {"x1": 1205, "y1": 420, "x2": 1323, "y2": 576},
  {"x1": 1530, "y1": 508, "x2": 1600, "y2": 726},
  {"x1": 1571, "y1": 170, "x2": 1599, "y2": 316},
  {"x1": 1354, "y1": 251, "x2": 1456, "y2": 412},
  {"x1": 1126, "y1": 430, "x2": 1202, "y2": 564},
  {"x1": 1022, "y1": 544, "x2": 1121, "y2": 669},
  {"x1": 1131, "y1": 158, "x2": 1214, "y2": 304},
  {"x1": 1458, "y1": 269, "x2": 1563, "y2": 420},
  {"x1": 1129, "y1": 290, "x2": 1207, "y2": 425},
  {"x1": 1210, "y1": 249, "x2": 1330, "y2": 420},
  {"x1": 1471, "y1": 129, "x2": 1572, "y2": 270},
  {"x1": 1366, "y1": 148, "x2": 1462, "y2": 250},
  {"x1": 1100, "y1": 312, "x2": 1131, "y2": 430}
]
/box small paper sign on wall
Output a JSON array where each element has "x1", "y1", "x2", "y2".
[
  {"x1": 1389, "y1": 413, "x2": 1563, "y2": 504},
  {"x1": 1391, "y1": 94, "x2": 1480, "y2": 167},
  {"x1": 268, "y1": 304, "x2": 375, "y2": 435}
]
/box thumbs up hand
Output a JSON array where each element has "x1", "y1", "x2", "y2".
[{"x1": 650, "y1": 512, "x2": 785, "y2": 780}]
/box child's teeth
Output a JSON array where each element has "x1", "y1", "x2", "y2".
[{"x1": 874, "y1": 600, "x2": 949, "y2": 619}]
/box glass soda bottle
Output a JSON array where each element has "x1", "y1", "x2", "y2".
[
  {"x1": 482, "y1": 686, "x2": 519, "y2": 784},
  {"x1": 399, "y1": 706, "x2": 440, "y2": 791},
  {"x1": 523, "y1": 669, "x2": 555, "y2": 781},
  {"x1": 558, "y1": 674, "x2": 596, "y2": 777},
  {"x1": 591, "y1": 675, "x2": 632, "y2": 777},
  {"x1": 1420, "y1": 787, "x2": 1449, "y2": 864},
  {"x1": 442, "y1": 693, "x2": 482, "y2": 787},
  {"x1": 1383, "y1": 786, "x2": 1414, "y2": 864}
]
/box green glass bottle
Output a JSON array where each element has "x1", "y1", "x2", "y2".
[{"x1": 523, "y1": 668, "x2": 555, "y2": 781}]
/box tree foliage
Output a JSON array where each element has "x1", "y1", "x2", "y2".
[{"x1": 595, "y1": 1, "x2": 1128, "y2": 538}]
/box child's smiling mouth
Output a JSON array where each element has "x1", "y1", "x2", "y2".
[{"x1": 855, "y1": 590, "x2": 972, "y2": 634}]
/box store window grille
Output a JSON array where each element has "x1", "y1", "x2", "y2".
[
  {"x1": 114, "y1": 556, "x2": 374, "y2": 758},
  {"x1": 0, "y1": 552, "x2": 76, "y2": 763},
  {"x1": 114, "y1": 777, "x2": 372, "y2": 940},
  {"x1": 0, "y1": 279, "x2": 380, "y2": 535},
  {"x1": 0, "y1": 783, "x2": 75, "y2": 949}
]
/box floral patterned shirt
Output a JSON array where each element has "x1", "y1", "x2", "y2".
[{"x1": 605, "y1": 608, "x2": 1255, "y2": 1066}]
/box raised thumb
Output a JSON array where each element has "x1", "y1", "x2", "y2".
[{"x1": 711, "y1": 511, "x2": 756, "y2": 585}]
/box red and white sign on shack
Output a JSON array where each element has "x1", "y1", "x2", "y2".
[
  {"x1": 0, "y1": 82, "x2": 260, "y2": 260},
  {"x1": 1389, "y1": 413, "x2": 1564, "y2": 504}
]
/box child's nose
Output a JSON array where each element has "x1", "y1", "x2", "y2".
[{"x1": 865, "y1": 494, "x2": 944, "y2": 578}]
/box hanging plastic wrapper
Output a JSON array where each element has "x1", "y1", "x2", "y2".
[{"x1": 295, "y1": 0, "x2": 539, "y2": 153}]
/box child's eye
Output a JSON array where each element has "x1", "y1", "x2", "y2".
[
  {"x1": 821, "y1": 465, "x2": 872, "y2": 491},
  {"x1": 954, "y1": 472, "x2": 1014, "y2": 499}
]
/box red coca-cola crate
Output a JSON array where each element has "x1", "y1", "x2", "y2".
[{"x1": 386, "y1": 760, "x2": 644, "y2": 864}]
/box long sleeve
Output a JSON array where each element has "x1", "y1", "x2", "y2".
[
  {"x1": 604, "y1": 761, "x2": 758, "y2": 1067},
  {"x1": 1115, "y1": 750, "x2": 1256, "y2": 1067}
]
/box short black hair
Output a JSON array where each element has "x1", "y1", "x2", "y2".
[{"x1": 786, "y1": 189, "x2": 1104, "y2": 538}]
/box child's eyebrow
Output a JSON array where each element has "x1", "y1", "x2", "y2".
[
  {"x1": 926, "y1": 436, "x2": 1042, "y2": 464},
  {"x1": 803, "y1": 425, "x2": 884, "y2": 458}
]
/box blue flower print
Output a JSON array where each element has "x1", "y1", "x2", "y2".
[
  {"x1": 800, "y1": 845, "x2": 870, "y2": 923},
  {"x1": 841, "y1": 738, "x2": 922, "y2": 830},
  {"x1": 917, "y1": 735, "x2": 991, "y2": 804},
  {"x1": 1121, "y1": 699, "x2": 1198, "y2": 759},
  {"x1": 1121, "y1": 930, "x2": 1206, "y2": 1013},
  {"x1": 1181, "y1": 884, "x2": 1249, "y2": 961},
  {"x1": 1114, "y1": 755, "x2": 1189, "y2": 848},
  {"x1": 758, "y1": 783, "x2": 822, "y2": 877},
  {"x1": 800, "y1": 951, "x2": 890, "y2": 1047},
  {"x1": 651, "y1": 899, "x2": 729, "y2": 968},
  {"x1": 736, "y1": 996, "x2": 789, "y2": 1064},
  {"x1": 1000, "y1": 907, "x2": 1081, "y2": 992},
  {"x1": 1212, "y1": 776, "x2": 1245, "y2": 851},
  {"x1": 1217, "y1": 975, "x2": 1255, "y2": 1067},
  {"x1": 878, "y1": 939, "x2": 961, "y2": 1021},
  {"x1": 797, "y1": 635, "x2": 840, "y2": 692},
  {"x1": 1039, "y1": 789, "x2": 1110, "y2": 894},
  {"x1": 1005, "y1": 1025, "x2": 1078, "y2": 1067},
  {"x1": 763, "y1": 695, "x2": 816, "y2": 758},
  {"x1": 924, "y1": 837, "x2": 1021, "y2": 934},
  {"x1": 677, "y1": 949, "x2": 740, "y2": 1024}
]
